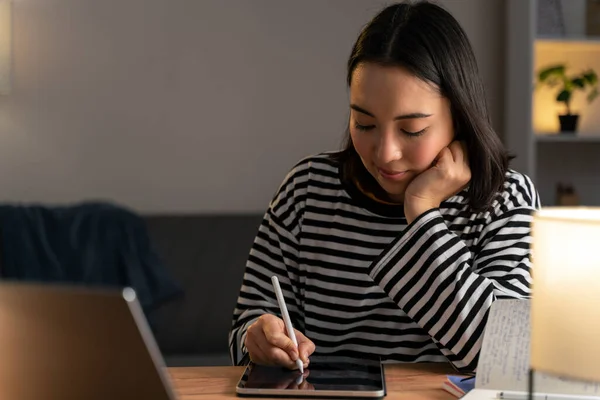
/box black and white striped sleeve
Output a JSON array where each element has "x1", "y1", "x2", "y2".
[
  {"x1": 367, "y1": 174, "x2": 539, "y2": 372},
  {"x1": 228, "y1": 165, "x2": 306, "y2": 366}
]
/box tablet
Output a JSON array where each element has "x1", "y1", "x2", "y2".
[{"x1": 235, "y1": 355, "x2": 386, "y2": 398}]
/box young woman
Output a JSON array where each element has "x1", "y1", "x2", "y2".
[{"x1": 229, "y1": 0, "x2": 540, "y2": 373}]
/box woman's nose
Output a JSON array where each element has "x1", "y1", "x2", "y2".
[{"x1": 376, "y1": 130, "x2": 402, "y2": 164}]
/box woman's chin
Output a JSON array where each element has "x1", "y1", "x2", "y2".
[
  {"x1": 377, "y1": 187, "x2": 405, "y2": 203},
  {"x1": 385, "y1": 192, "x2": 405, "y2": 203},
  {"x1": 377, "y1": 181, "x2": 408, "y2": 203}
]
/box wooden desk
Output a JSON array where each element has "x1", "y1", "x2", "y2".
[{"x1": 169, "y1": 363, "x2": 456, "y2": 399}]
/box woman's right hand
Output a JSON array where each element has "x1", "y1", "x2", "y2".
[{"x1": 245, "y1": 314, "x2": 315, "y2": 369}]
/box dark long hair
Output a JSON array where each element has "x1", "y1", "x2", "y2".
[{"x1": 335, "y1": 0, "x2": 509, "y2": 211}]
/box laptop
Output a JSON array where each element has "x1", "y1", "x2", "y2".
[{"x1": 0, "y1": 282, "x2": 177, "y2": 400}]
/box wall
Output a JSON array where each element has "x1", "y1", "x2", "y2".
[
  {"x1": 0, "y1": 0, "x2": 506, "y2": 213},
  {"x1": 560, "y1": 0, "x2": 587, "y2": 36}
]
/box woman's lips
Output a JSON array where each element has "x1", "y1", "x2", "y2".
[{"x1": 377, "y1": 168, "x2": 408, "y2": 181}]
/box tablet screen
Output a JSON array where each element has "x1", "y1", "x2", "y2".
[{"x1": 236, "y1": 356, "x2": 385, "y2": 397}]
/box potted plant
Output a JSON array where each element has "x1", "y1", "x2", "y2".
[{"x1": 536, "y1": 64, "x2": 599, "y2": 133}]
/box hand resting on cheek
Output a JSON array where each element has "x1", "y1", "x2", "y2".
[{"x1": 404, "y1": 140, "x2": 471, "y2": 223}]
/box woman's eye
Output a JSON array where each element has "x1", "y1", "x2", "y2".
[
  {"x1": 402, "y1": 128, "x2": 427, "y2": 137},
  {"x1": 354, "y1": 123, "x2": 375, "y2": 131}
]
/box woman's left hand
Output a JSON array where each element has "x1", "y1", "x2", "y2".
[{"x1": 404, "y1": 141, "x2": 471, "y2": 224}]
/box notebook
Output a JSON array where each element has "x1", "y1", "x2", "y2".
[
  {"x1": 461, "y1": 299, "x2": 600, "y2": 399},
  {"x1": 443, "y1": 375, "x2": 476, "y2": 397}
]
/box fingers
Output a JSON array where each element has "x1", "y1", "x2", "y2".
[
  {"x1": 448, "y1": 140, "x2": 469, "y2": 166},
  {"x1": 448, "y1": 141, "x2": 471, "y2": 190},
  {"x1": 298, "y1": 379, "x2": 314, "y2": 391},
  {"x1": 245, "y1": 314, "x2": 306, "y2": 370},
  {"x1": 274, "y1": 370, "x2": 311, "y2": 390},
  {"x1": 447, "y1": 141, "x2": 463, "y2": 163},
  {"x1": 265, "y1": 323, "x2": 299, "y2": 361},
  {"x1": 287, "y1": 370, "x2": 312, "y2": 390},
  {"x1": 296, "y1": 331, "x2": 316, "y2": 364},
  {"x1": 257, "y1": 332, "x2": 297, "y2": 369},
  {"x1": 453, "y1": 141, "x2": 471, "y2": 184},
  {"x1": 433, "y1": 142, "x2": 470, "y2": 193},
  {"x1": 264, "y1": 346, "x2": 298, "y2": 369},
  {"x1": 245, "y1": 326, "x2": 267, "y2": 363},
  {"x1": 434, "y1": 146, "x2": 453, "y2": 168}
]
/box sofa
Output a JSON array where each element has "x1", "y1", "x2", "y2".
[
  {"x1": 144, "y1": 213, "x2": 263, "y2": 367},
  {"x1": 0, "y1": 204, "x2": 260, "y2": 367}
]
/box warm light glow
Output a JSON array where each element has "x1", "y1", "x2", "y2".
[
  {"x1": 531, "y1": 207, "x2": 600, "y2": 383},
  {"x1": 0, "y1": 0, "x2": 11, "y2": 95}
]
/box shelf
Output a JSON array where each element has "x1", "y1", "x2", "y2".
[
  {"x1": 535, "y1": 133, "x2": 600, "y2": 143},
  {"x1": 535, "y1": 37, "x2": 600, "y2": 51},
  {"x1": 536, "y1": 35, "x2": 600, "y2": 43}
]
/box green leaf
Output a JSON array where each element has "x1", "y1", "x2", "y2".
[
  {"x1": 557, "y1": 89, "x2": 571, "y2": 103},
  {"x1": 572, "y1": 77, "x2": 585, "y2": 88},
  {"x1": 564, "y1": 80, "x2": 573, "y2": 91},
  {"x1": 538, "y1": 65, "x2": 565, "y2": 82},
  {"x1": 546, "y1": 77, "x2": 561, "y2": 87},
  {"x1": 584, "y1": 71, "x2": 598, "y2": 85},
  {"x1": 588, "y1": 87, "x2": 599, "y2": 103}
]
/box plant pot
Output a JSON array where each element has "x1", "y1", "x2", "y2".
[{"x1": 558, "y1": 114, "x2": 579, "y2": 133}]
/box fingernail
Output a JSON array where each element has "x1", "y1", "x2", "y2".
[{"x1": 302, "y1": 353, "x2": 308, "y2": 362}]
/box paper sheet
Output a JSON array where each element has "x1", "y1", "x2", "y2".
[{"x1": 476, "y1": 299, "x2": 600, "y2": 396}]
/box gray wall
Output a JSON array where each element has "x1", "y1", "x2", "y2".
[{"x1": 0, "y1": 0, "x2": 506, "y2": 214}]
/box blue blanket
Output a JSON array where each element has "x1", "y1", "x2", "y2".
[{"x1": 0, "y1": 202, "x2": 182, "y2": 314}]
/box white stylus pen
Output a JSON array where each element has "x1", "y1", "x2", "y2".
[{"x1": 271, "y1": 275, "x2": 304, "y2": 373}]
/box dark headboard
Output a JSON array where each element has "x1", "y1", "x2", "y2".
[{"x1": 144, "y1": 213, "x2": 262, "y2": 364}]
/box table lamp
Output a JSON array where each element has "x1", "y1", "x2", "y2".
[
  {"x1": 530, "y1": 207, "x2": 600, "y2": 397},
  {"x1": 0, "y1": 0, "x2": 11, "y2": 95}
]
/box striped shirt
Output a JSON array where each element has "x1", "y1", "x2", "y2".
[{"x1": 229, "y1": 152, "x2": 540, "y2": 371}]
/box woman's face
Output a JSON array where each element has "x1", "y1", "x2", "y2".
[{"x1": 349, "y1": 63, "x2": 455, "y2": 202}]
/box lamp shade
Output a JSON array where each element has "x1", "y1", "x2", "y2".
[
  {"x1": 0, "y1": 0, "x2": 11, "y2": 95},
  {"x1": 531, "y1": 207, "x2": 600, "y2": 383}
]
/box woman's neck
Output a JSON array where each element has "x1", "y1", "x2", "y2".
[{"x1": 353, "y1": 177, "x2": 402, "y2": 205}]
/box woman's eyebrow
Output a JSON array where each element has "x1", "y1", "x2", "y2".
[{"x1": 350, "y1": 104, "x2": 433, "y2": 120}]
